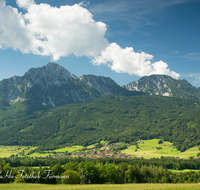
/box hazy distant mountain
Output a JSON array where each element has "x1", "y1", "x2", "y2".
[{"x1": 123, "y1": 75, "x2": 200, "y2": 100}]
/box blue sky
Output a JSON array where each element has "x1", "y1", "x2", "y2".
[{"x1": 0, "y1": 0, "x2": 200, "y2": 86}]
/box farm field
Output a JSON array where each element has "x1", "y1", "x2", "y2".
[
  {"x1": 0, "y1": 146, "x2": 36, "y2": 158},
  {"x1": 122, "y1": 139, "x2": 200, "y2": 159},
  {"x1": 53, "y1": 145, "x2": 84, "y2": 153},
  {"x1": 1, "y1": 139, "x2": 200, "y2": 159},
  {"x1": 170, "y1": 169, "x2": 200, "y2": 173},
  {"x1": 0, "y1": 183, "x2": 200, "y2": 190},
  {"x1": 0, "y1": 145, "x2": 85, "y2": 158},
  {"x1": 26, "y1": 145, "x2": 84, "y2": 158}
]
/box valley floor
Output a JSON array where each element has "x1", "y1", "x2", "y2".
[{"x1": 1, "y1": 139, "x2": 199, "y2": 160}]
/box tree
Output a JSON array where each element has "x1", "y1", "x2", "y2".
[
  {"x1": 161, "y1": 176, "x2": 169, "y2": 183},
  {"x1": 51, "y1": 163, "x2": 64, "y2": 184},
  {"x1": 104, "y1": 163, "x2": 120, "y2": 184},
  {"x1": 64, "y1": 162, "x2": 78, "y2": 171},
  {"x1": 119, "y1": 163, "x2": 128, "y2": 184},
  {"x1": 61, "y1": 170, "x2": 80, "y2": 184},
  {"x1": 79, "y1": 168, "x2": 88, "y2": 184},
  {"x1": 125, "y1": 165, "x2": 141, "y2": 183},
  {"x1": 84, "y1": 162, "x2": 100, "y2": 184},
  {"x1": 51, "y1": 163, "x2": 64, "y2": 175},
  {"x1": 14, "y1": 174, "x2": 26, "y2": 183}
]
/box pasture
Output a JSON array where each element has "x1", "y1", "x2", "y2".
[
  {"x1": 26, "y1": 145, "x2": 84, "y2": 158},
  {"x1": 122, "y1": 139, "x2": 200, "y2": 159},
  {"x1": 0, "y1": 183, "x2": 200, "y2": 190},
  {"x1": 53, "y1": 145, "x2": 84, "y2": 153},
  {"x1": 1, "y1": 139, "x2": 200, "y2": 159},
  {"x1": 0, "y1": 146, "x2": 36, "y2": 158}
]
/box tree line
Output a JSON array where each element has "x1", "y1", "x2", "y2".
[{"x1": 1, "y1": 157, "x2": 200, "y2": 184}]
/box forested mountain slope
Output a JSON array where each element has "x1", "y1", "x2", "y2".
[
  {"x1": 1, "y1": 63, "x2": 200, "y2": 151},
  {"x1": 0, "y1": 94, "x2": 199, "y2": 151}
]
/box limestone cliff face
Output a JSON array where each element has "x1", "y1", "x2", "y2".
[
  {"x1": 80, "y1": 75, "x2": 128, "y2": 95},
  {"x1": 123, "y1": 75, "x2": 200, "y2": 100},
  {"x1": 124, "y1": 75, "x2": 173, "y2": 96},
  {"x1": 24, "y1": 62, "x2": 75, "y2": 88},
  {"x1": 79, "y1": 75, "x2": 144, "y2": 96},
  {"x1": 0, "y1": 62, "x2": 100, "y2": 108}
]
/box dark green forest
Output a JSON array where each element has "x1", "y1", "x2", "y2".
[
  {"x1": 0, "y1": 94, "x2": 200, "y2": 151},
  {"x1": 1, "y1": 157, "x2": 200, "y2": 184}
]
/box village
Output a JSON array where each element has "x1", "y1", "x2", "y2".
[
  {"x1": 13, "y1": 139, "x2": 200, "y2": 160},
  {"x1": 48, "y1": 142, "x2": 133, "y2": 159}
]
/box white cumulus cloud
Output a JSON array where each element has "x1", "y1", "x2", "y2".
[
  {"x1": 0, "y1": 0, "x2": 33, "y2": 52},
  {"x1": 0, "y1": 0, "x2": 180, "y2": 79},
  {"x1": 92, "y1": 43, "x2": 180, "y2": 79},
  {"x1": 16, "y1": 0, "x2": 35, "y2": 9},
  {"x1": 0, "y1": 0, "x2": 108, "y2": 61}
]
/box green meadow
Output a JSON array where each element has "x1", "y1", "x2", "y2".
[
  {"x1": 0, "y1": 145, "x2": 84, "y2": 158},
  {"x1": 0, "y1": 146, "x2": 36, "y2": 158},
  {"x1": 25, "y1": 145, "x2": 84, "y2": 158},
  {"x1": 122, "y1": 139, "x2": 200, "y2": 159},
  {"x1": 53, "y1": 145, "x2": 84, "y2": 153},
  {"x1": 169, "y1": 169, "x2": 200, "y2": 173},
  {"x1": 1, "y1": 140, "x2": 200, "y2": 159},
  {"x1": 1, "y1": 183, "x2": 200, "y2": 190}
]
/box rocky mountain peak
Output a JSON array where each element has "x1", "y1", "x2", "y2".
[
  {"x1": 1, "y1": 63, "x2": 200, "y2": 110},
  {"x1": 79, "y1": 74, "x2": 144, "y2": 96},
  {"x1": 80, "y1": 75, "x2": 124, "y2": 95},
  {"x1": 0, "y1": 63, "x2": 101, "y2": 108},
  {"x1": 80, "y1": 75, "x2": 117, "y2": 93},
  {"x1": 124, "y1": 75, "x2": 170, "y2": 94},
  {"x1": 123, "y1": 74, "x2": 200, "y2": 99},
  {"x1": 139, "y1": 75, "x2": 172, "y2": 83},
  {"x1": 24, "y1": 62, "x2": 75, "y2": 87}
]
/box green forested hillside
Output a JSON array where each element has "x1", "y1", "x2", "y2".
[{"x1": 0, "y1": 94, "x2": 200, "y2": 150}]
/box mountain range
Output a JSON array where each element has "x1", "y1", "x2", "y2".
[
  {"x1": 0, "y1": 62, "x2": 144, "y2": 112},
  {"x1": 123, "y1": 75, "x2": 200, "y2": 100},
  {"x1": 0, "y1": 62, "x2": 200, "y2": 150},
  {"x1": 1, "y1": 62, "x2": 200, "y2": 111}
]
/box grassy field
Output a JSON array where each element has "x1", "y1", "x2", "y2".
[
  {"x1": 122, "y1": 139, "x2": 200, "y2": 159},
  {"x1": 25, "y1": 145, "x2": 84, "y2": 158},
  {"x1": 169, "y1": 169, "x2": 200, "y2": 173},
  {"x1": 53, "y1": 145, "x2": 84, "y2": 153},
  {"x1": 1, "y1": 183, "x2": 200, "y2": 190},
  {"x1": 0, "y1": 146, "x2": 36, "y2": 158},
  {"x1": 0, "y1": 145, "x2": 85, "y2": 158},
  {"x1": 26, "y1": 152, "x2": 52, "y2": 158},
  {"x1": 1, "y1": 140, "x2": 200, "y2": 159}
]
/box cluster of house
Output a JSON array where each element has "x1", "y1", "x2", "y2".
[
  {"x1": 70, "y1": 149, "x2": 132, "y2": 159},
  {"x1": 48, "y1": 153, "x2": 66, "y2": 159},
  {"x1": 47, "y1": 143, "x2": 133, "y2": 159}
]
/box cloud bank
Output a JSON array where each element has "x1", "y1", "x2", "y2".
[
  {"x1": 0, "y1": 0, "x2": 180, "y2": 79},
  {"x1": 0, "y1": 0, "x2": 108, "y2": 60},
  {"x1": 92, "y1": 43, "x2": 180, "y2": 79}
]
